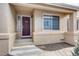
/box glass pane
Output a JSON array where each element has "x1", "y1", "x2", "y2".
[
  {"x1": 44, "y1": 18, "x2": 51, "y2": 30},
  {"x1": 17, "y1": 16, "x2": 22, "y2": 32},
  {"x1": 52, "y1": 16, "x2": 59, "y2": 30},
  {"x1": 77, "y1": 20, "x2": 79, "y2": 30}
]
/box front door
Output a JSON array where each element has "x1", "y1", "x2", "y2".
[{"x1": 22, "y1": 17, "x2": 30, "y2": 36}]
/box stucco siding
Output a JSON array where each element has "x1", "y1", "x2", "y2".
[
  {"x1": 33, "y1": 10, "x2": 42, "y2": 32},
  {"x1": 33, "y1": 32, "x2": 64, "y2": 45},
  {"x1": 0, "y1": 3, "x2": 79, "y2": 55},
  {"x1": 6, "y1": 4, "x2": 16, "y2": 52},
  {"x1": 0, "y1": 39, "x2": 8, "y2": 56},
  {"x1": 64, "y1": 32, "x2": 79, "y2": 45},
  {"x1": 33, "y1": 10, "x2": 70, "y2": 45},
  {"x1": 0, "y1": 3, "x2": 9, "y2": 55},
  {"x1": 0, "y1": 3, "x2": 16, "y2": 55},
  {"x1": 0, "y1": 4, "x2": 8, "y2": 33}
]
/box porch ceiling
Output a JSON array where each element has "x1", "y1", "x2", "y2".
[
  {"x1": 12, "y1": 4, "x2": 33, "y2": 15},
  {"x1": 11, "y1": 3, "x2": 76, "y2": 14}
]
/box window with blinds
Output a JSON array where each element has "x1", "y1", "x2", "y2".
[{"x1": 44, "y1": 15, "x2": 59, "y2": 30}]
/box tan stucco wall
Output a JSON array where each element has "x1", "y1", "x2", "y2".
[
  {"x1": 33, "y1": 10, "x2": 69, "y2": 32},
  {"x1": 33, "y1": 32, "x2": 65, "y2": 45},
  {"x1": 77, "y1": 11, "x2": 79, "y2": 18},
  {"x1": 0, "y1": 3, "x2": 16, "y2": 55},
  {"x1": 15, "y1": 10, "x2": 33, "y2": 38},
  {"x1": 64, "y1": 32, "x2": 79, "y2": 45},
  {"x1": 13, "y1": 4, "x2": 78, "y2": 46},
  {"x1": 12, "y1": 4, "x2": 78, "y2": 46},
  {"x1": 0, "y1": 3, "x2": 78, "y2": 55},
  {"x1": 33, "y1": 10, "x2": 71, "y2": 45},
  {"x1": 0, "y1": 3, "x2": 9, "y2": 55},
  {"x1": 0, "y1": 4, "x2": 8, "y2": 33},
  {"x1": 6, "y1": 4, "x2": 16, "y2": 53},
  {"x1": 0, "y1": 39, "x2": 8, "y2": 56},
  {"x1": 64, "y1": 12, "x2": 79, "y2": 45}
]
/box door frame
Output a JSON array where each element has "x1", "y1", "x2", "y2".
[{"x1": 17, "y1": 15, "x2": 32, "y2": 37}]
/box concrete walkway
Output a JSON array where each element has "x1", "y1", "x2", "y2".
[{"x1": 10, "y1": 42, "x2": 74, "y2": 56}]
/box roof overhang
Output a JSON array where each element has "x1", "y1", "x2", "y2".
[
  {"x1": 44, "y1": 3, "x2": 79, "y2": 11},
  {"x1": 11, "y1": 3, "x2": 77, "y2": 14}
]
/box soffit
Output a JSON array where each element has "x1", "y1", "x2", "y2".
[
  {"x1": 11, "y1": 3, "x2": 76, "y2": 14},
  {"x1": 12, "y1": 4, "x2": 33, "y2": 14}
]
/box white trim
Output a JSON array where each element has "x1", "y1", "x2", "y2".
[
  {"x1": 17, "y1": 15, "x2": 32, "y2": 37},
  {"x1": 42, "y1": 14, "x2": 60, "y2": 32}
]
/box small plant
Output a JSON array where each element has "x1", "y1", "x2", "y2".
[{"x1": 72, "y1": 39, "x2": 79, "y2": 56}]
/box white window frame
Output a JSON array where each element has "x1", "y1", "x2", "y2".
[
  {"x1": 16, "y1": 15, "x2": 32, "y2": 37},
  {"x1": 77, "y1": 20, "x2": 79, "y2": 30},
  {"x1": 43, "y1": 15, "x2": 60, "y2": 31}
]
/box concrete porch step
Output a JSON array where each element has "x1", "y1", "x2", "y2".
[
  {"x1": 14, "y1": 39, "x2": 33, "y2": 47},
  {"x1": 12, "y1": 45, "x2": 37, "y2": 51},
  {"x1": 9, "y1": 43, "x2": 74, "y2": 56},
  {"x1": 10, "y1": 45, "x2": 43, "y2": 56},
  {"x1": 15, "y1": 39, "x2": 32, "y2": 43},
  {"x1": 14, "y1": 42, "x2": 34, "y2": 47}
]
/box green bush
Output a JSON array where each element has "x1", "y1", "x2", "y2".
[{"x1": 72, "y1": 40, "x2": 79, "y2": 56}]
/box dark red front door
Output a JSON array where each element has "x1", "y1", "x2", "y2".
[{"x1": 22, "y1": 17, "x2": 30, "y2": 36}]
